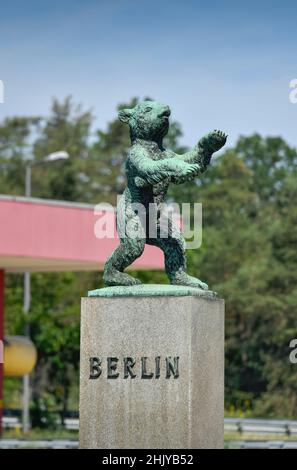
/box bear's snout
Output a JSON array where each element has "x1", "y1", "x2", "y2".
[{"x1": 158, "y1": 107, "x2": 171, "y2": 118}]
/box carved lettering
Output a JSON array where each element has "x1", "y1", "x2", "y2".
[
  {"x1": 155, "y1": 356, "x2": 161, "y2": 379},
  {"x1": 141, "y1": 357, "x2": 153, "y2": 379},
  {"x1": 166, "y1": 356, "x2": 179, "y2": 379},
  {"x1": 89, "y1": 357, "x2": 102, "y2": 379},
  {"x1": 88, "y1": 356, "x2": 180, "y2": 379},
  {"x1": 107, "y1": 357, "x2": 119, "y2": 379},
  {"x1": 123, "y1": 357, "x2": 136, "y2": 378}
]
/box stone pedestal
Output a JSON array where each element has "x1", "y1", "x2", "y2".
[{"x1": 79, "y1": 286, "x2": 224, "y2": 449}]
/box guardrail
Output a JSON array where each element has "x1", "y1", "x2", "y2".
[
  {"x1": 0, "y1": 439, "x2": 78, "y2": 449},
  {"x1": 2, "y1": 416, "x2": 78, "y2": 431},
  {"x1": 3, "y1": 417, "x2": 21, "y2": 429},
  {"x1": 224, "y1": 418, "x2": 297, "y2": 435},
  {"x1": 228, "y1": 440, "x2": 297, "y2": 449},
  {"x1": 1, "y1": 439, "x2": 297, "y2": 449},
  {"x1": 3, "y1": 416, "x2": 297, "y2": 435}
]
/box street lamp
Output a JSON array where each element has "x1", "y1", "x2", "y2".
[
  {"x1": 25, "y1": 150, "x2": 69, "y2": 198},
  {"x1": 23, "y1": 150, "x2": 69, "y2": 433}
]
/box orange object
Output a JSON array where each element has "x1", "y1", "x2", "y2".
[
  {"x1": 0, "y1": 270, "x2": 4, "y2": 436},
  {"x1": 4, "y1": 336, "x2": 37, "y2": 377}
]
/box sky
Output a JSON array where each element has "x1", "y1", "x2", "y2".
[{"x1": 0, "y1": 0, "x2": 297, "y2": 148}]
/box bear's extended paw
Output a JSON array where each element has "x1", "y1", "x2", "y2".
[{"x1": 203, "y1": 129, "x2": 227, "y2": 153}]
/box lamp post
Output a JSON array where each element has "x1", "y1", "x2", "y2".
[
  {"x1": 22, "y1": 150, "x2": 69, "y2": 434},
  {"x1": 25, "y1": 151, "x2": 69, "y2": 198}
]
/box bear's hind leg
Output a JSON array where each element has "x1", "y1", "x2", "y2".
[
  {"x1": 171, "y1": 270, "x2": 209, "y2": 290},
  {"x1": 103, "y1": 238, "x2": 145, "y2": 287},
  {"x1": 147, "y1": 222, "x2": 209, "y2": 290},
  {"x1": 164, "y1": 238, "x2": 208, "y2": 290}
]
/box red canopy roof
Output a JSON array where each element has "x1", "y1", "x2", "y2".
[{"x1": 0, "y1": 195, "x2": 163, "y2": 273}]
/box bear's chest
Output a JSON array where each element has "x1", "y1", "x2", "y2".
[{"x1": 145, "y1": 147, "x2": 165, "y2": 161}]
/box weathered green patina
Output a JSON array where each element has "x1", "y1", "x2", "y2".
[
  {"x1": 102, "y1": 100, "x2": 227, "y2": 292},
  {"x1": 88, "y1": 284, "x2": 217, "y2": 299}
]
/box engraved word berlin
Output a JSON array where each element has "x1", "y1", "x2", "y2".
[{"x1": 89, "y1": 356, "x2": 179, "y2": 379}]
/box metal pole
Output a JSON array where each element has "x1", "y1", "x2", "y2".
[
  {"x1": 23, "y1": 164, "x2": 31, "y2": 433},
  {"x1": 22, "y1": 272, "x2": 31, "y2": 434},
  {"x1": 22, "y1": 155, "x2": 68, "y2": 433},
  {"x1": 25, "y1": 164, "x2": 31, "y2": 198},
  {"x1": 0, "y1": 269, "x2": 4, "y2": 437}
]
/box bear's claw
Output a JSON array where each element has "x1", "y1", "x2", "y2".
[{"x1": 104, "y1": 270, "x2": 142, "y2": 287}]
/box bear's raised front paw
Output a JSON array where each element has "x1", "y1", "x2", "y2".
[{"x1": 207, "y1": 129, "x2": 227, "y2": 152}]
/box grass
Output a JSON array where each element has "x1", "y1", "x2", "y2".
[
  {"x1": 224, "y1": 430, "x2": 297, "y2": 442},
  {"x1": 3, "y1": 428, "x2": 78, "y2": 440},
  {"x1": 3, "y1": 428, "x2": 297, "y2": 442}
]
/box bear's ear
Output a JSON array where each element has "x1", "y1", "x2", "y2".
[{"x1": 118, "y1": 108, "x2": 132, "y2": 124}]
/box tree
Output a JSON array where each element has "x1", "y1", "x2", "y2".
[
  {"x1": 180, "y1": 137, "x2": 297, "y2": 417},
  {"x1": 0, "y1": 116, "x2": 40, "y2": 195},
  {"x1": 235, "y1": 134, "x2": 297, "y2": 203},
  {"x1": 29, "y1": 272, "x2": 81, "y2": 423},
  {"x1": 33, "y1": 97, "x2": 93, "y2": 201}
]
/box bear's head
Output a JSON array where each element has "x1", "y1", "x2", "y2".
[{"x1": 118, "y1": 100, "x2": 171, "y2": 143}]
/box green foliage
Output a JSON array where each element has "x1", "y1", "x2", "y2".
[
  {"x1": 183, "y1": 137, "x2": 297, "y2": 418},
  {"x1": 0, "y1": 117, "x2": 40, "y2": 194},
  {"x1": 33, "y1": 97, "x2": 93, "y2": 201}
]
